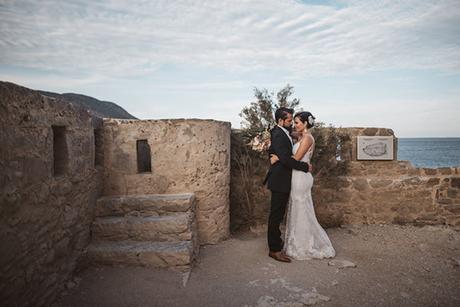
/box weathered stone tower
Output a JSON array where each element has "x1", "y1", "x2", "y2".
[
  {"x1": 86, "y1": 118, "x2": 231, "y2": 269},
  {"x1": 0, "y1": 82, "x2": 231, "y2": 306}
]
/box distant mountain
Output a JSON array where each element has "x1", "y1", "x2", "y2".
[{"x1": 38, "y1": 90, "x2": 137, "y2": 119}]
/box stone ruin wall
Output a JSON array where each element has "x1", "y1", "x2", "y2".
[
  {"x1": 314, "y1": 128, "x2": 460, "y2": 228},
  {"x1": 231, "y1": 128, "x2": 460, "y2": 231},
  {"x1": 0, "y1": 82, "x2": 103, "y2": 306},
  {"x1": 102, "y1": 118, "x2": 231, "y2": 244},
  {"x1": 1, "y1": 81, "x2": 458, "y2": 306}
]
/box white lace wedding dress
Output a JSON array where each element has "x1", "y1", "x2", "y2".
[{"x1": 284, "y1": 136, "x2": 336, "y2": 260}]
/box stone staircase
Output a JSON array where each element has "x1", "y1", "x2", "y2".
[{"x1": 86, "y1": 193, "x2": 199, "y2": 270}]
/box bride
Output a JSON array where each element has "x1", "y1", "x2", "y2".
[{"x1": 270, "y1": 111, "x2": 335, "y2": 260}]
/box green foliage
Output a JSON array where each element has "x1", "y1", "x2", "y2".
[
  {"x1": 239, "y1": 84, "x2": 300, "y2": 136},
  {"x1": 311, "y1": 126, "x2": 350, "y2": 177},
  {"x1": 275, "y1": 84, "x2": 300, "y2": 109},
  {"x1": 237, "y1": 84, "x2": 350, "y2": 177},
  {"x1": 230, "y1": 130, "x2": 267, "y2": 230}
]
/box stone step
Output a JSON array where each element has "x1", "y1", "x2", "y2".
[
  {"x1": 86, "y1": 240, "x2": 193, "y2": 268},
  {"x1": 91, "y1": 214, "x2": 193, "y2": 242},
  {"x1": 95, "y1": 193, "x2": 195, "y2": 217}
]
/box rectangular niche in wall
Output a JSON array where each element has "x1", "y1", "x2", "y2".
[
  {"x1": 94, "y1": 128, "x2": 103, "y2": 167},
  {"x1": 52, "y1": 125, "x2": 69, "y2": 176},
  {"x1": 137, "y1": 139, "x2": 152, "y2": 173}
]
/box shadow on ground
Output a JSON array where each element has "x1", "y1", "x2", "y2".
[{"x1": 56, "y1": 225, "x2": 460, "y2": 307}]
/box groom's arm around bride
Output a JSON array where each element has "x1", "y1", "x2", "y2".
[{"x1": 265, "y1": 126, "x2": 310, "y2": 193}]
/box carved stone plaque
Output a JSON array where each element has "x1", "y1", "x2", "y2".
[{"x1": 357, "y1": 136, "x2": 394, "y2": 160}]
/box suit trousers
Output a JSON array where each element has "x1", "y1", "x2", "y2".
[{"x1": 268, "y1": 190, "x2": 290, "y2": 252}]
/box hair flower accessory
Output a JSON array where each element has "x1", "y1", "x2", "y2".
[{"x1": 307, "y1": 115, "x2": 315, "y2": 126}]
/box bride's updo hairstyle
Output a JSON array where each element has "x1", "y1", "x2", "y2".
[{"x1": 294, "y1": 111, "x2": 316, "y2": 129}]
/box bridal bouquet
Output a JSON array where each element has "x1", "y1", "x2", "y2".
[{"x1": 249, "y1": 130, "x2": 271, "y2": 153}]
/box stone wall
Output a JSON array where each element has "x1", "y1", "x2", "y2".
[
  {"x1": 315, "y1": 127, "x2": 459, "y2": 227},
  {"x1": 230, "y1": 127, "x2": 460, "y2": 231},
  {"x1": 314, "y1": 161, "x2": 460, "y2": 227},
  {"x1": 102, "y1": 118, "x2": 231, "y2": 244},
  {"x1": 0, "y1": 82, "x2": 103, "y2": 306},
  {"x1": 345, "y1": 127, "x2": 398, "y2": 161}
]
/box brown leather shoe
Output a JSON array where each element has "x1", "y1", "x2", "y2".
[{"x1": 269, "y1": 251, "x2": 291, "y2": 263}]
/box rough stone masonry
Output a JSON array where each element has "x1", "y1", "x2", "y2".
[
  {"x1": 0, "y1": 82, "x2": 231, "y2": 306},
  {"x1": 0, "y1": 82, "x2": 103, "y2": 306}
]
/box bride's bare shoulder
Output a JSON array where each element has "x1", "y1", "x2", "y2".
[{"x1": 302, "y1": 133, "x2": 314, "y2": 144}]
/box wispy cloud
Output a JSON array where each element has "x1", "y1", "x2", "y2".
[
  {"x1": 1, "y1": 0, "x2": 459, "y2": 136},
  {"x1": 1, "y1": 0, "x2": 459, "y2": 79},
  {"x1": 313, "y1": 97, "x2": 460, "y2": 137}
]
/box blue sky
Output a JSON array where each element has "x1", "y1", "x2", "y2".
[{"x1": 1, "y1": 0, "x2": 459, "y2": 137}]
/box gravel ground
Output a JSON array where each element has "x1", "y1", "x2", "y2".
[{"x1": 56, "y1": 225, "x2": 460, "y2": 307}]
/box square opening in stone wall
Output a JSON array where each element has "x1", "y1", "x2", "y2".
[
  {"x1": 52, "y1": 125, "x2": 69, "y2": 176},
  {"x1": 137, "y1": 139, "x2": 152, "y2": 173},
  {"x1": 94, "y1": 128, "x2": 103, "y2": 167}
]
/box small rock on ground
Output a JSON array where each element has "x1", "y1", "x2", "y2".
[{"x1": 327, "y1": 259, "x2": 357, "y2": 268}]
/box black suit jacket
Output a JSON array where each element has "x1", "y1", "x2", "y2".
[{"x1": 265, "y1": 126, "x2": 310, "y2": 193}]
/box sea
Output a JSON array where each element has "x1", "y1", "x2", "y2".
[{"x1": 398, "y1": 138, "x2": 460, "y2": 168}]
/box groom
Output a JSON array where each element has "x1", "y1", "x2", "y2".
[{"x1": 264, "y1": 107, "x2": 310, "y2": 263}]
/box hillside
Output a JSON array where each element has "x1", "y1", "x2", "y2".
[{"x1": 39, "y1": 90, "x2": 137, "y2": 119}]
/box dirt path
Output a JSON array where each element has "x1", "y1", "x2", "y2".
[{"x1": 56, "y1": 225, "x2": 460, "y2": 307}]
